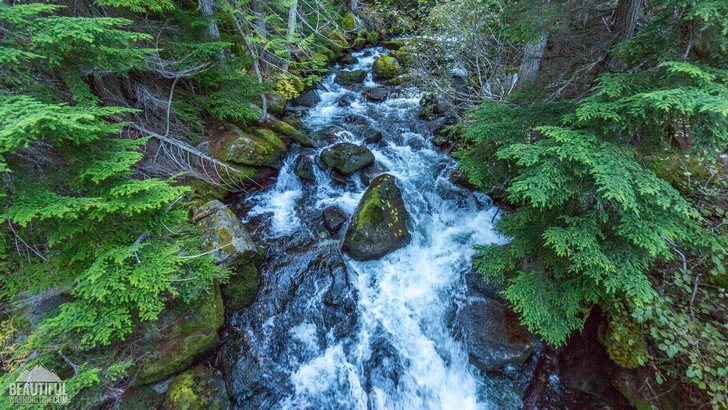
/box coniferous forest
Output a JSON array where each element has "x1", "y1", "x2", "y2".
[{"x1": 0, "y1": 0, "x2": 726, "y2": 409}]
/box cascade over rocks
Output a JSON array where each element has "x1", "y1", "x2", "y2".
[
  {"x1": 342, "y1": 174, "x2": 411, "y2": 260},
  {"x1": 320, "y1": 142, "x2": 375, "y2": 174}
]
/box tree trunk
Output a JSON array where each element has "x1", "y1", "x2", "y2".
[
  {"x1": 350, "y1": 0, "x2": 358, "y2": 15},
  {"x1": 251, "y1": 0, "x2": 270, "y2": 77},
  {"x1": 518, "y1": 35, "x2": 547, "y2": 85},
  {"x1": 198, "y1": 0, "x2": 224, "y2": 61},
  {"x1": 286, "y1": 0, "x2": 297, "y2": 41}
]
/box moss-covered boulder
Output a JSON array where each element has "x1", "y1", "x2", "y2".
[
  {"x1": 389, "y1": 50, "x2": 414, "y2": 67},
  {"x1": 196, "y1": 200, "x2": 256, "y2": 267},
  {"x1": 264, "y1": 117, "x2": 316, "y2": 147},
  {"x1": 221, "y1": 262, "x2": 261, "y2": 312},
  {"x1": 320, "y1": 142, "x2": 375, "y2": 175},
  {"x1": 342, "y1": 174, "x2": 411, "y2": 261},
  {"x1": 381, "y1": 40, "x2": 405, "y2": 50},
  {"x1": 335, "y1": 69, "x2": 368, "y2": 85},
  {"x1": 164, "y1": 366, "x2": 229, "y2": 410},
  {"x1": 210, "y1": 125, "x2": 286, "y2": 167},
  {"x1": 372, "y1": 56, "x2": 404, "y2": 80},
  {"x1": 135, "y1": 284, "x2": 225, "y2": 386},
  {"x1": 341, "y1": 12, "x2": 357, "y2": 31},
  {"x1": 328, "y1": 29, "x2": 349, "y2": 49}
]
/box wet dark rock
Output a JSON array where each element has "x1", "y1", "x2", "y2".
[
  {"x1": 293, "y1": 155, "x2": 315, "y2": 181},
  {"x1": 364, "y1": 130, "x2": 384, "y2": 145},
  {"x1": 365, "y1": 87, "x2": 389, "y2": 102},
  {"x1": 459, "y1": 274, "x2": 535, "y2": 371},
  {"x1": 164, "y1": 366, "x2": 230, "y2": 410},
  {"x1": 312, "y1": 128, "x2": 341, "y2": 145},
  {"x1": 119, "y1": 385, "x2": 164, "y2": 410},
  {"x1": 340, "y1": 55, "x2": 358, "y2": 65},
  {"x1": 314, "y1": 154, "x2": 328, "y2": 171},
  {"x1": 449, "y1": 170, "x2": 478, "y2": 192},
  {"x1": 363, "y1": 50, "x2": 374, "y2": 57},
  {"x1": 342, "y1": 174, "x2": 411, "y2": 261},
  {"x1": 359, "y1": 162, "x2": 387, "y2": 186},
  {"x1": 337, "y1": 94, "x2": 356, "y2": 107},
  {"x1": 335, "y1": 69, "x2": 367, "y2": 85},
  {"x1": 293, "y1": 89, "x2": 321, "y2": 107},
  {"x1": 322, "y1": 206, "x2": 348, "y2": 235},
  {"x1": 381, "y1": 40, "x2": 405, "y2": 50},
  {"x1": 343, "y1": 114, "x2": 370, "y2": 125},
  {"x1": 320, "y1": 142, "x2": 375, "y2": 174},
  {"x1": 330, "y1": 169, "x2": 354, "y2": 186}
]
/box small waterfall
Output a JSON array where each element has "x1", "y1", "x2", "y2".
[{"x1": 219, "y1": 47, "x2": 525, "y2": 409}]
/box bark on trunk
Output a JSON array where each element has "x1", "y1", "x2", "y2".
[
  {"x1": 518, "y1": 35, "x2": 547, "y2": 85},
  {"x1": 198, "y1": 0, "x2": 224, "y2": 61},
  {"x1": 350, "y1": 0, "x2": 358, "y2": 15}
]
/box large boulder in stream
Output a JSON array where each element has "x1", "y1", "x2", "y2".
[
  {"x1": 196, "y1": 200, "x2": 257, "y2": 267},
  {"x1": 335, "y1": 69, "x2": 368, "y2": 85},
  {"x1": 293, "y1": 89, "x2": 321, "y2": 107},
  {"x1": 320, "y1": 142, "x2": 375, "y2": 175},
  {"x1": 293, "y1": 154, "x2": 315, "y2": 181},
  {"x1": 342, "y1": 174, "x2": 411, "y2": 261},
  {"x1": 372, "y1": 56, "x2": 404, "y2": 80},
  {"x1": 458, "y1": 271, "x2": 536, "y2": 371}
]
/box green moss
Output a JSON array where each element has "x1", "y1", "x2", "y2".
[
  {"x1": 135, "y1": 284, "x2": 224, "y2": 386},
  {"x1": 367, "y1": 31, "x2": 379, "y2": 44},
  {"x1": 357, "y1": 188, "x2": 384, "y2": 230},
  {"x1": 389, "y1": 50, "x2": 414, "y2": 67},
  {"x1": 328, "y1": 29, "x2": 349, "y2": 48},
  {"x1": 341, "y1": 12, "x2": 356, "y2": 31},
  {"x1": 210, "y1": 126, "x2": 285, "y2": 167},
  {"x1": 221, "y1": 263, "x2": 260, "y2": 311},
  {"x1": 372, "y1": 56, "x2": 404, "y2": 80},
  {"x1": 164, "y1": 366, "x2": 229, "y2": 410},
  {"x1": 120, "y1": 386, "x2": 164, "y2": 410}
]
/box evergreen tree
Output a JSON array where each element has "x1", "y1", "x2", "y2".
[{"x1": 458, "y1": 0, "x2": 728, "y2": 405}]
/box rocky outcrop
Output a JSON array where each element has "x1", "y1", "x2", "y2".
[
  {"x1": 458, "y1": 270, "x2": 535, "y2": 371},
  {"x1": 196, "y1": 200, "x2": 256, "y2": 267},
  {"x1": 210, "y1": 126, "x2": 287, "y2": 168},
  {"x1": 372, "y1": 56, "x2": 404, "y2": 80},
  {"x1": 294, "y1": 154, "x2": 315, "y2": 181},
  {"x1": 335, "y1": 69, "x2": 367, "y2": 85},
  {"x1": 293, "y1": 89, "x2": 321, "y2": 107},
  {"x1": 135, "y1": 284, "x2": 225, "y2": 386},
  {"x1": 322, "y1": 206, "x2": 348, "y2": 235},
  {"x1": 320, "y1": 142, "x2": 375, "y2": 175},
  {"x1": 164, "y1": 366, "x2": 230, "y2": 410},
  {"x1": 342, "y1": 174, "x2": 411, "y2": 261}
]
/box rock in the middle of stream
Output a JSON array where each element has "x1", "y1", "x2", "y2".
[
  {"x1": 342, "y1": 174, "x2": 411, "y2": 261},
  {"x1": 320, "y1": 142, "x2": 375, "y2": 175}
]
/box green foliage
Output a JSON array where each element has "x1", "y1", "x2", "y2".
[{"x1": 0, "y1": 3, "x2": 231, "y2": 406}]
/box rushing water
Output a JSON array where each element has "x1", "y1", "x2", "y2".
[{"x1": 218, "y1": 47, "x2": 525, "y2": 409}]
